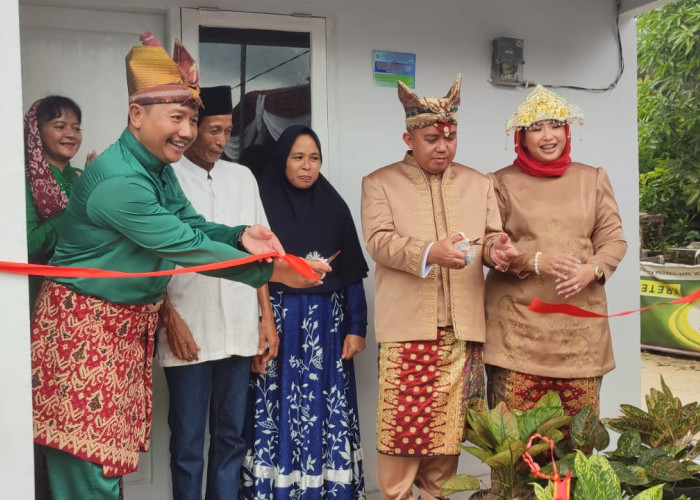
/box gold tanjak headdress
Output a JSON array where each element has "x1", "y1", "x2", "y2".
[
  {"x1": 125, "y1": 31, "x2": 202, "y2": 107},
  {"x1": 398, "y1": 74, "x2": 461, "y2": 135},
  {"x1": 506, "y1": 84, "x2": 583, "y2": 135}
]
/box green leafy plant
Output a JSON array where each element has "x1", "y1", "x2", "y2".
[
  {"x1": 637, "y1": 0, "x2": 700, "y2": 249},
  {"x1": 604, "y1": 376, "x2": 700, "y2": 456},
  {"x1": 640, "y1": 166, "x2": 700, "y2": 249},
  {"x1": 603, "y1": 376, "x2": 700, "y2": 496},
  {"x1": 440, "y1": 392, "x2": 570, "y2": 499},
  {"x1": 541, "y1": 405, "x2": 611, "y2": 479},
  {"x1": 532, "y1": 452, "x2": 665, "y2": 500}
]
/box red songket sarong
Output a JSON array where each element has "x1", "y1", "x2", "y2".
[
  {"x1": 486, "y1": 365, "x2": 602, "y2": 450},
  {"x1": 31, "y1": 281, "x2": 161, "y2": 476},
  {"x1": 376, "y1": 328, "x2": 485, "y2": 456},
  {"x1": 486, "y1": 366, "x2": 602, "y2": 420}
]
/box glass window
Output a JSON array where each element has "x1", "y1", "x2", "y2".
[{"x1": 198, "y1": 27, "x2": 312, "y2": 171}]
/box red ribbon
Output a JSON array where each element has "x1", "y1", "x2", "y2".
[
  {"x1": 523, "y1": 433, "x2": 572, "y2": 500},
  {"x1": 0, "y1": 252, "x2": 319, "y2": 280},
  {"x1": 529, "y1": 287, "x2": 700, "y2": 318}
]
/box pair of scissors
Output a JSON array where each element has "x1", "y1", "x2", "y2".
[
  {"x1": 326, "y1": 250, "x2": 341, "y2": 263},
  {"x1": 458, "y1": 233, "x2": 482, "y2": 245}
]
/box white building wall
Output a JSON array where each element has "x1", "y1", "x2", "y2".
[
  {"x1": 5, "y1": 0, "x2": 644, "y2": 495},
  {"x1": 325, "y1": 0, "x2": 641, "y2": 487}
]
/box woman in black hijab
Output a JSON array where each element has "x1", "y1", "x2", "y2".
[{"x1": 242, "y1": 125, "x2": 369, "y2": 499}]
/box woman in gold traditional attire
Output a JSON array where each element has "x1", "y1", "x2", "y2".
[{"x1": 484, "y1": 85, "x2": 627, "y2": 424}]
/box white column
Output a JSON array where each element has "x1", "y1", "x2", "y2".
[{"x1": 0, "y1": 0, "x2": 34, "y2": 497}]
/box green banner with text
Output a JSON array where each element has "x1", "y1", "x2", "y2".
[{"x1": 640, "y1": 263, "x2": 700, "y2": 353}]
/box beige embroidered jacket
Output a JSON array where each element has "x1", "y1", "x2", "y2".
[
  {"x1": 484, "y1": 163, "x2": 628, "y2": 378},
  {"x1": 361, "y1": 153, "x2": 503, "y2": 343}
]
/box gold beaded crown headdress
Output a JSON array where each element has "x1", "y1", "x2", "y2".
[
  {"x1": 506, "y1": 84, "x2": 583, "y2": 134},
  {"x1": 398, "y1": 74, "x2": 461, "y2": 134}
]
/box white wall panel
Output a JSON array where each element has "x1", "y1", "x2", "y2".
[{"x1": 0, "y1": 0, "x2": 32, "y2": 496}]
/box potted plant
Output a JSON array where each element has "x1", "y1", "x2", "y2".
[
  {"x1": 543, "y1": 405, "x2": 611, "y2": 478},
  {"x1": 532, "y1": 450, "x2": 665, "y2": 500},
  {"x1": 603, "y1": 376, "x2": 700, "y2": 499},
  {"x1": 440, "y1": 392, "x2": 572, "y2": 499}
]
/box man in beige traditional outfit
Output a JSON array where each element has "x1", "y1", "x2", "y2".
[{"x1": 361, "y1": 74, "x2": 518, "y2": 499}]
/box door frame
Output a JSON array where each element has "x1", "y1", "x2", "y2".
[{"x1": 179, "y1": 8, "x2": 329, "y2": 162}]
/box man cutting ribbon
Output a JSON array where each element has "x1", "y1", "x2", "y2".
[{"x1": 30, "y1": 32, "x2": 328, "y2": 500}]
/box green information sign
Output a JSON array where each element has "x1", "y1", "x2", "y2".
[{"x1": 373, "y1": 50, "x2": 416, "y2": 88}]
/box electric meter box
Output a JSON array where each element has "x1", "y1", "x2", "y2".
[{"x1": 491, "y1": 37, "x2": 524, "y2": 86}]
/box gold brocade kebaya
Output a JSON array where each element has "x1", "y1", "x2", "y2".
[{"x1": 483, "y1": 164, "x2": 626, "y2": 379}]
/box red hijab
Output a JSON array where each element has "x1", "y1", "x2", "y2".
[
  {"x1": 24, "y1": 99, "x2": 69, "y2": 219},
  {"x1": 513, "y1": 123, "x2": 571, "y2": 178}
]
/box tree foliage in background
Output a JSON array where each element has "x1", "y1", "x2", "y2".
[{"x1": 638, "y1": 0, "x2": 700, "y2": 249}]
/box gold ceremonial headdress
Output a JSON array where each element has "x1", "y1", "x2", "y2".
[
  {"x1": 506, "y1": 84, "x2": 583, "y2": 135},
  {"x1": 125, "y1": 31, "x2": 202, "y2": 107},
  {"x1": 398, "y1": 74, "x2": 461, "y2": 136}
]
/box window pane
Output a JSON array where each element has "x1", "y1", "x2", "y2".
[{"x1": 197, "y1": 27, "x2": 311, "y2": 166}]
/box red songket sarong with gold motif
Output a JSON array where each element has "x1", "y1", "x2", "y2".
[
  {"x1": 376, "y1": 328, "x2": 485, "y2": 456},
  {"x1": 486, "y1": 365, "x2": 602, "y2": 450},
  {"x1": 31, "y1": 281, "x2": 161, "y2": 476}
]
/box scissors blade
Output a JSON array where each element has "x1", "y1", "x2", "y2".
[{"x1": 326, "y1": 250, "x2": 341, "y2": 263}]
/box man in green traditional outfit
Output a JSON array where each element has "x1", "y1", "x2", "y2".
[{"x1": 29, "y1": 31, "x2": 327, "y2": 500}]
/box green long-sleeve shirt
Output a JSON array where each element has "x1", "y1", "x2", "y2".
[
  {"x1": 26, "y1": 164, "x2": 81, "y2": 263},
  {"x1": 26, "y1": 163, "x2": 81, "y2": 308},
  {"x1": 50, "y1": 128, "x2": 272, "y2": 304}
]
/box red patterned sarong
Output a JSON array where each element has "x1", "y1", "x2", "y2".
[
  {"x1": 486, "y1": 365, "x2": 602, "y2": 445},
  {"x1": 31, "y1": 281, "x2": 161, "y2": 476},
  {"x1": 376, "y1": 328, "x2": 485, "y2": 456}
]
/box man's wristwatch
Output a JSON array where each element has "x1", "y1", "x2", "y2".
[
  {"x1": 592, "y1": 264, "x2": 604, "y2": 280},
  {"x1": 236, "y1": 226, "x2": 250, "y2": 251}
]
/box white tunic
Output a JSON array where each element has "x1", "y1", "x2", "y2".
[{"x1": 156, "y1": 156, "x2": 268, "y2": 367}]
